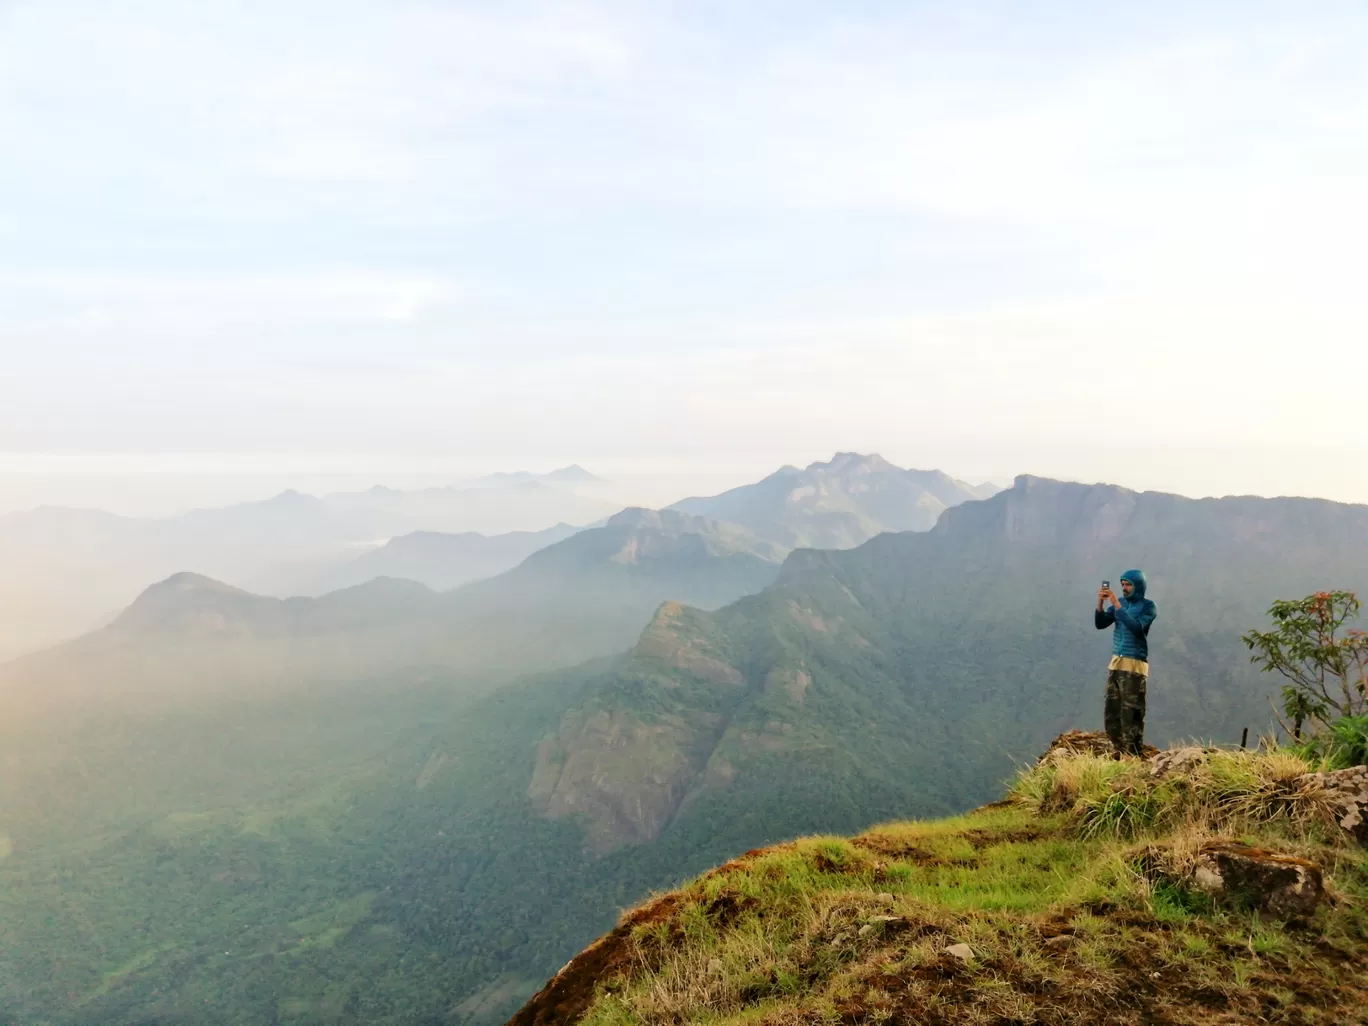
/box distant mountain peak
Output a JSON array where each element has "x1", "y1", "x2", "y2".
[
  {"x1": 320, "y1": 575, "x2": 436, "y2": 600},
  {"x1": 547, "y1": 465, "x2": 599, "y2": 483},
  {"x1": 110, "y1": 572, "x2": 269, "y2": 636},
  {"x1": 107, "y1": 569, "x2": 444, "y2": 640},
  {"x1": 932, "y1": 474, "x2": 1181, "y2": 550},
  {"x1": 815, "y1": 452, "x2": 898, "y2": 475},
  {"x1": 1001, "y1": 474, "x2": 1141, "y2": 509},
  {"x1": 477, "y1": 466, "x2": 602, "y2": 486},
  {"x1": 670, "y1": 454, "x2": 989, "y2": 550},
  {"x1": 606, "y1": 507, "x2": 703, "y2": 532},
  {"x1": 146, "y1": 571, "x2": 250, "y2": 596}
]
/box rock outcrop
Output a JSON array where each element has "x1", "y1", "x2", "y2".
[
  {"x1": 528, "y1": 708, "x2": 724, "y2": 854},
  {"x1": 1147, "y1": 746, "x2": 1216, "y2": 778},
  {"x1": 1189, "y1": 842, "x2": 1324, "y2": 918},
  {"x1": 1301, "y1": 765, "x2": 1368, "y2": 843},
  {"x1": 1036, "y1": 730, "x2": 1159, "y2": 764}
]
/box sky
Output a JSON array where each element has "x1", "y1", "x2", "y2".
[{"x1": 2, "y1": 0, "x2": 1366, "y2": 514}]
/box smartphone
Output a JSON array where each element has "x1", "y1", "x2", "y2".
[{"x1": 1101, "y1": 580, "x2": 1110, "y2": 590}]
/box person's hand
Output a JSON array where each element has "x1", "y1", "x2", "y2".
[{"x1": 1102, "y1": 589, "x2": 1117, "y2": 605}]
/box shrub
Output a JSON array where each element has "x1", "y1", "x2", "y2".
[
  {"x1": 1291, "y1": 715, "x2": 1368, "y2": 770},
  {"x1": 1011, "y1": 756, "x2": 1132, "y2": 814},
  {"x1": 1242, "y1": 590, "x2": 1368, "y2": 738}
]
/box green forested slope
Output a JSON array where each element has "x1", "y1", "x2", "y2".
[{"x1": 3, "y1": 476, "x2": 1367, "y2": 1024}]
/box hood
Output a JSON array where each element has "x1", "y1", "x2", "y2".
[{"x1": 1119, "y1": 569, "x2": 1148, "y2": 600}]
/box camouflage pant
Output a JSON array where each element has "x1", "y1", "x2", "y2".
[{"x1": 1104, "y1": 669, "x2": 1147, "y2": 757}]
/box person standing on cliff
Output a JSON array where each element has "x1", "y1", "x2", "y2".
[{"x1": 1095, "y1": 570, "x2": 1158, "y2": 756}]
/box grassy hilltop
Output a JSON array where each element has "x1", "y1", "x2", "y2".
[{"x1": 513, "y1": 739, "x2": 1368, "y2": 1026}]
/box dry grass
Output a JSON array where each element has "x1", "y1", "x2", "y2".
[{"x1": 1011, "y1": 746, "x2": 1343, "y2": 841}]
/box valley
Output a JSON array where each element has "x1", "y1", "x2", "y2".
[{"x1": 3, "y1": 463, "x2": 1366, "y2": 1023}]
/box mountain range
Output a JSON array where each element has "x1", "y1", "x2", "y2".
[
  {"x1": 520, "y1": 474, "x2": 1368, "y2": 857},
  {"x1": 285, "y1": 523, "x2": 584, "y2": 595},
  {"x1": 0, "y1": 506, "x2": 782, "y2": 717},
  {"x1": 0, "y1": 454, "x2": 983, "y2": 701},
  {"x1": 0, "y1": 455, "x2": 987, "y2": 663},
  {"x1": 0, "y1": 468, "x2": 617, "y2": 659},
  {"x1": 6, "y1": 466, "x2": 1362, "y2": 1024}
]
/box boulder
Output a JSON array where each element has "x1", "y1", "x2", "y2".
[
  {"x1": 858, "y1": 915, "x2": 911, "y2": 938},
  {"x1": 1297, "y1": 765, "x2": 1368, "y2": 843},
  {"x1": 1190, "y1": 843, "x2": 1323, "y2": 918},
  {"x1": 945, "y1": 943, "x2": 975, "y2": 961},
  {"x1": 1148, "y1": 746, "x2": 1213, "y2": 778},
  {"x1": 1037, "y1": 730, "x2": 1113, "y2": 763},
  {"x1": 1038, "y1": 730, "x2": 1159, "y2": 764}
]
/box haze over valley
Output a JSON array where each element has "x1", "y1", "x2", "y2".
[{"x1": 4, "y1": 451, "x2": 1368, "y2": 1023}]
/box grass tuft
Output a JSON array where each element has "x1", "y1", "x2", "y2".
[{"x1": 1012, "y1": 745, "x2": 1344, "y2": 841}]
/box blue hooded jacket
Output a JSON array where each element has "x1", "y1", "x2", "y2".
[{"x1": 1095, "y1": 569, "x2": 1157, "y2": 661}]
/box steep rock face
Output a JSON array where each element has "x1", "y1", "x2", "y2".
[
  {"x1": 632, "y1": 602, "x2": 745, "y2": 686},
  {"x1": 528, "y1": 708, "x2": 725, "y2": 854},
  {"x1": 527, "y1": 601, "x2": 754, "y2": 852},
  {"x1": 523, "y1": 586, "x2": 859, "y2": 853}
]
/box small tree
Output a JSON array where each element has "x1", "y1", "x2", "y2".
[{"x1": 1242, "y1": 590, "x2": 1368, "y2": 738}]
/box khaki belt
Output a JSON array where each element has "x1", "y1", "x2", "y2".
[{"x1": 1108, "y1": 655, "x2": 1149, "y2": 676}]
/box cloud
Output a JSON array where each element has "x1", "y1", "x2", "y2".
[
  {"x1": 0, "y1": 272, "x2": 467, "y2": 371},
  {"x1": 5, "y1": 2, "x2": 1365, "y2": 249},
  {"x1": 1, "y1": 1, "x2": 1366, "y2": 504},
  {"x1": 0, "y1": 0, "x2": 650, "y2": 221}
]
